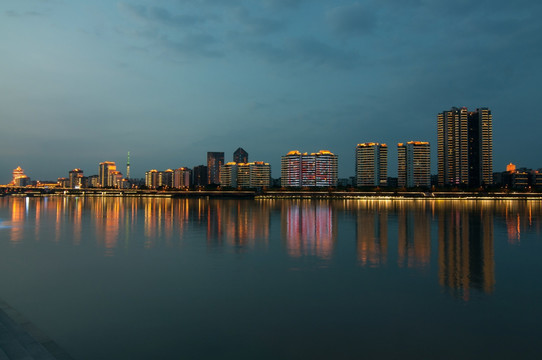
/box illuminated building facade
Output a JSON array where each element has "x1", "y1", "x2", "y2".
[
  {"x1": 220, "y1": 162, "x2": 271, "y2": 188},
  {"x1": 398, "y1": 141, "x2": 431, "y2": 188},
  {"x1": 57, "y1": 177, "x2": 70, "y2": 188},
  {"x1": 11, "y1": 166, "x2": 31, "y2": 186},
  {"x1": 99, "y1": 161, "x2": 116, "y2": 187},
  {"x1": 109, "y1": 171, "x2": 124, "y2": 188},
  {"x1": 174, "y1": 168, "x2": 192, "y2": 188},
  {"x1": 233, "y1": 148, "x2": 248, "y2": 164},
  {"x1": 69, "y1": 169, "x2": 84, "y2": 189},
  {"x1": 281, "y1": 150, "x2": 338, "y2": 187},
  {"x1": 355, "y1": 143, "x2": 388, "y2": 187},
  {"x1": 207, "y1": 152, "x2": 224, "y2": 185},
  {"x1": 145, "y1": 169, "x2": 159, "y2": 188},
  {"x1": 437, "y1": 107, "x2": 492, "y2": 187},
  {"x1": 160, "y1": 169, "x2": 174, "y2": 188}
]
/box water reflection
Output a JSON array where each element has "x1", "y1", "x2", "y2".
[
  {"x1": 1, "y1": 197, "x2": 542, "y2": 300},
  {"x1": 397, "y1": 202, "x2": 431, "y2": 271},
  {"x1": 437, "y1": 203, "x2": 495, "y2": 300},
  {"x1": 355, "y1": 202, "x2": 388, "y2": 267},
  {"x1": 281, "y1": 201, "x2": 336, "y2": 259}
]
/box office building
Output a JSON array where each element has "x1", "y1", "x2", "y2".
[
  {"x1": 356, "y1": 143, "x2": 388, "y2": 187},
  {"x1": 281, "y1": 150, "x2": 338, "y2": 187},
  {"x1": 397, "y1": 141, "x2": 431, "y2": 188},
  {"x1": 233, "y1": 148, "x2": 248, "y2": 164},
  {"x1": 193, "y1": 165, "x2": 208, "y2": 187},
  {"x1": 437, "y1": 107, "x2": 492, "y2": 187},
  {"x1": 207, "y1": 152, "x2": 224, "y2": 185},
  {"x1": 99, "y1": 161, "x2": 117, "y2": 187}
]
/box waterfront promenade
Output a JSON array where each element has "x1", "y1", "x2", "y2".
[
  {"x1": 2, "y1": 187, "x2": 542, "y2": 200},
  {"x1": 0, "y1": 300, "x2": 72, "y2": 360}
]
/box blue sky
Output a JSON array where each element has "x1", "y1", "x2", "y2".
[{"x1": 1, "y1": 0, "x2": 541, "y2": 182}]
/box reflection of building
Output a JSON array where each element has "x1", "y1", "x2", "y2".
[
  {"x1": 437, "y1": 107, "x2": 493, "y2": 187},
  {"x1": 356, "y1": 204, "x2": 388, "y2": 267},
  {"x1": 356, "y1": 143, "x2": 387, "y2": 186},
  {"x1": 281, "y1": 150, "x2": 338, "y2": 187},
  {"x1": 397, "y1": 141, "x2": 431, "y2": 188},
  {"x1": 207, "y1": 152, "x2": 224, "y2": 185},
  {"x1": 220, "y1": 162, "x2": 271, "y2": 188},
  {"x1": 438, "y1": 205, "x2": 495, "y2": 300},
  {"x1": 282, "y1": 202, "x2": 336, "y2": 259},
  {"x1": 233, "y1": 147, "x2": 248, "y2": 164},
  {"x1": 397, "y1": 203, "x2": 431, "y2": 269},
  {"x1": 99, "y1": 161, "x2": 117, "y2": 187}
]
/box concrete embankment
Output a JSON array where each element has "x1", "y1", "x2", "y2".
[
  {"x1": 3, "y1": 188, "x2": 542, "y2": 200},
  {"x1": 0, "y1": 299, "x2": 73, "y2": 360}
]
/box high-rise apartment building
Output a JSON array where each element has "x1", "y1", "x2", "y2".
[
  {"x1": 437, "y1": 107, "x2": 492, "y2": 187},
  {"x1": 397, "y1": 141, "x2": 431, "y2": 188},
  {"x1": 69, "y1": 169, "x2": 84, "y2": 188},
  {"x1": 207, "y1": 152, "x2": 224, "y2": 185},
  {"x1": 281, "y1": 150, "x2": 338, "y2": 187},
  {"x1": 355, "y1": 143, "x2": 388, "y2": 187},
  {"x1": 145, "y1": 169, "x2": 160, "y2": 188},
  {"x1": 233, "y1": 148, "x2": 248, "y2": 164},
  {"x1": 160, "y1": 169, "x2": 174, "y2": 188},
  {"x1": 220, "y1": 161, "x2": 271, "y2": 188},
  {"x1": 174, "y1": 167, "x2": 192, "y2": 188},
  {"x1": 99, "y1": 161, "x2": 116, "y2": 187}
]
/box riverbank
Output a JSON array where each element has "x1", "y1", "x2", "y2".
[{"x1": 3, "y1": 188, "x2": 542, "y2": 200}]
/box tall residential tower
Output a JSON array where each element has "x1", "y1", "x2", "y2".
[
  {"x1": 398, "y1": 141, "x2": 431, "y2": 188},
  {"x1": 356, "y1": 143, "x2": 388, "y2": 187},
  {"x1": 437, "y1": 107, "x2": 492, "y2": 187}
]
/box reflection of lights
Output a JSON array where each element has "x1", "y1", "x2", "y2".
[{"x1": 283, "y1": 202, "x2": 335, "y2": 259}]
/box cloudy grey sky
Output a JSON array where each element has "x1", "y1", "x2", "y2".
[{"x1": 1, "y1": 0, "x2": 541, "y2": 183}]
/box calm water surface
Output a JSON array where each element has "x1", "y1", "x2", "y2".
[{"x1": 0, "y1": 197, "x2": 541, "y2": 359}]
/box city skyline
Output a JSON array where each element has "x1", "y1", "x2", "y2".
[{"x1": 2, "y1": 1, "x2": 542, "y2": 183}]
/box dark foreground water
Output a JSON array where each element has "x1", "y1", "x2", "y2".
[{"x1": 0, "y1": 197, "x2": 540, "y2": 360}]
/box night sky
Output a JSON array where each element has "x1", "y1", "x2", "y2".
[{"x1": 1, "y1": 0, "x2": 541, "y2": 183}]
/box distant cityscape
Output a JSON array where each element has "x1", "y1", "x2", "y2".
[{"x1": 4, "y1": 107, "x2": 542, "y2": 191}]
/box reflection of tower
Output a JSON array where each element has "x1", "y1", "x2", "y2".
[
  {"x1": 438, "y1": 205, "x2": 495, "y2": 300},
  {"x1": 356, "y1": 203, "x2": 388, "y2": 267},
  {"x1": 397, "y1": 203, "x2": 431, "y2": 270},
  {"x1": 282, "y1": 201, "x2": 336, "y2": 259}
]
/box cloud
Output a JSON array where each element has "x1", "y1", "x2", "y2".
[
  {"x1": 118, "y1": 3, "x2": 206, "y2": 28},
  {"x1": 161, "y1": 33, "x2": 224, "y2": 59},
  {"x1": 326, "y1": 3, "x2": 377, "y2": 37},
  {"x1": 234, "y1": 8, "x2": 284, "y2": 35},
  {"x1": 264, "y1": 0, "x2": 306, "y2": 10},
  {"x1": 237, "y1": 37, "x2": 361, "y2": 69},
  {"x1": 4, "y1": 10, "x2": 43, "y2": 17}
]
